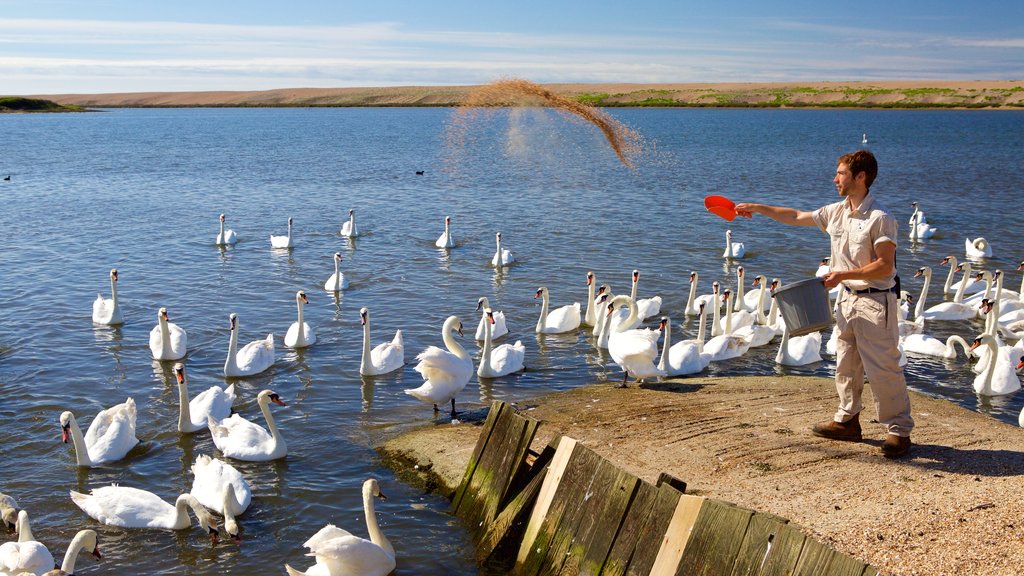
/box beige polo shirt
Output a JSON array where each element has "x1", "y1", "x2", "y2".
[{"x1": 811, "y1": 193, "x2": 898, "y2": 291}]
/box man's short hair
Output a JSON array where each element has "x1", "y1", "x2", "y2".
[{"x1": 838, "y1": 149, "x2": 878, "y2": 190}]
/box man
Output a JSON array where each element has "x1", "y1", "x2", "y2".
[{"x1": 735, "y1": 150, "x2": 913, "y2": 458}]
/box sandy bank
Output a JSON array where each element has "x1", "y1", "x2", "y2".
[
  {"x1": 380, "y1": 375, "x2": 1024, "y2": 576},
  {"x1": 27, "y1": 80, "x2": 1024, "y2": 109}
]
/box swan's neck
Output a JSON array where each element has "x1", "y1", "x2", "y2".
[
  {"x1": 160, "y1": 316, "x2": 173, "y2": 358},
  {"x1": 725, "y1": 233, "x2": 733, "y2": 257},
  {"x1": 993, "y1": 273, "x2": 1004, "y2": 302},
  {"x1": 724, "y1": 294, "x2": 734, "y2": 334},
  {"x1": 980, "y1": 275, "x2": 994, "y2": 300},
  {"x1": 334, "y1": 258, "x2": 341, "y2": 287},
  {"x1": 442, "y1": 323, "x2": 470, "y2": 360},
  {"x1": 59, "y1": 533, "x2": 89, "y2": 574},
  {"x1": 630, "y1": 279, "x2": 638, "y2": 301},
  {"x1": 658, "y1": 319, "x2": 672, "y2": 370},
  {"x1": 172, "y1": 495, "x2": 195, "y2": 530},
  {"x1": 222, "y1": 485, "x2": 239, "y2": 534},
  {"x1": 696, "y1": 306, "x2": 707, "y2": 352},
  {"x1": 17, "y1": 514, "x2": 33, "y2": 543},
  {"x1": 981, "y1": 339, "x2": 998, "y2": 395},
  {"x1": 916, "y1": 272, "x2": 931, "y2": 320},
  {"x1": 295, "y1": 299, "x2": 306, "y2": 343},
  {"x1": 735, "y1": 278, "x2": 745, "y2": 311},
  {"x1": 954, "y1": 265, "x2": 970, "y2": 302},
  {"x1": 495, "y1": 235, "x2": 502, "y2": 256},
  {"x1": 755, "y1": 285, "x2": 768, "y2": 324},
  {"x1": 767, "y1": 296, "x2": 779, "y2": 328},
  {"x1": 177, "y1": 377, "x2": 193, "y2": 432},
  {"x1": 286, "y1": 220, "x2": 292, "y2": 240},
  {"x1": 942, "y1": 263, "x2": 956, "y2": 293},
  {"x1": 110, "y1": 276, "x2": 119, "y2": 306},
  {"x1": 348, "y1": 213, "x2": 355, "y2": 230},
  {"x1": 945, "y1": 335, "x2": 971, "y2": 358},
  {"x1": 67, "y1": 415, "x2": 94, "y2": 467},
  {"x1": 615, "y1": 297, "x2": 639, "y2": 333},
  {"x1": 219, "y1": 219, "x2": 226, "y2": 237},
  {"x1": 711, "y1": 293, "x2": 722, "y2": 336},
  {"x1": 363, "y1": 489, "x2": 394, "y2": 558},
  {"x1": 225, "y1": 324, "x2": 239, "y2": 374},
  {"x1": 360, "y1": 318, "x2": 373, "y2": 374},
  {"x1": 480, "y1": 313, "x2": 493, "y2": 373},
  {"x1": 985, "y1": 299, "x2": 1001, "y2": 338},
  {"x1": 259, "y1": 396, "x2": 285, "y2": 453},
  {"x1": 685, "y1": 276, "x2": 697, "y2": 311},
  {"x1": 536, "y1": 291, "x2": 550, "y2": 332},
  {"x1": 585, "y1": 281, "x2": 596, "y2": 325}
]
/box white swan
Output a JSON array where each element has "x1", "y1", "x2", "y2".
[
  {"x1": 606, "y1": 295, "x2": 665, "y2": 386},
  {"x1": 717, "y1": 290, "x2": 755, "y2": 335},
  {"x1": 285, "y1": 479, "x2": 396, "y2": 576},
  {"x1": 630, "y1": 270, "x2": 662, "y2": 321},
  {"x1": 149, "y1": 307, "x2": 187, "y2": 360},
  {"x1": 340, "y1": 209, "x2": 359, "y2": 238},
  {"x1": 922, "y1": 264, "x2": 977, "y2": 321},
  {"x1": 284, "y1": 291, "x2": 316, "y2": 349},
  {"x1": 190, "y1": 455, "x2": 251, "y2": 543},
  {"x1": 965, "y1": 237, "x2": 992, "y2": 259},
  {"x1": 60, "y1": 398, "x2": 139, "y2": 466},
  {"x1": 216, "y1": 213, "x2": 237, "y2": 246},
  {"x1": 224, "y1": 313, "x2": 275, "y2": 377},
  {"x1": 70, "y1": 486, "x2": 219, "y2": 542},
  {"x1": 208, "y1": 389, "x2": 288, "y2": 461},
  {"x1": 710, "y1": 282, "x2": 725, "y2": 337},
  {"x1": 591, "y1": 284, "x2": 612, "y2": 335},
  {"x1": 594, "y1": 294, "x2": 613, "y2": 349},
  {"x1": 657, "y1": 312, "x2": 711, "y2": 377},
  {"x1": 908, "y1": 211, "x2": 936, "y2": 240},
  {"x1": 324, "y1": 253, "x2": 349, "y2": 292},
  {"x1": 478, "y1": 309, "x2": 525, "y2": 378},
  {"x1": 435, "y1": 215, "x2": 454, "y2": 248},
  {"x1": 722, "y1": 229, "x2": 745, "y2": 259},
  {"x1": 908, "y1": 201, "x2": 926, "y2": 225},
  {"x1": 0, "y1": 510, "x2": 54, "y2": 576},
  {"x1": 775, "y1": 326, "x2": 823, "y2": 366},
  {"x1": 174, "y1": 363, "x2": 235, "y2": 434},
  {"x1": 969, "y1": 335, "x2": 1022, "y2": 396},
  {"x1": 902, "y1": 332, "x2": 972, "y2": 359},
  {"x1": 583, "y1": 272, "x2": 599, "y2": 326},
  {"x1": 534, "y1": 287, "x2": 581, "y2": 334},
  {"x1": 701, "y1": 308, "x2": 752, "y2": 363},
  {"x1": 815, "y1": 257, "x2": 831, "y2": 279},
  {"x1": 491, "y1": 232, "x2": 514, "y2": 266},
  {"x1": 38, "y1": 529, "x2": 101, "y2": 576},
  {"x1": 732, "y1": 282, "x2": 776, "y2": 348},
  {"x1": 92, "y1": 268, "x2": 122, "y2": 326},
  {"x1": 405, "y1": 316, "x2": 473, "y2": 416},
  {"x1": 359, "y1": 307, "x2": 405, "y2": 376},
  {"x1": 271, "y1": 217, "x2": 294, "y2": 249},
  {"x1": 684, "y1": 272, "x2": 704, "y2": 316},
  {"x1": 0, "y1": 493, "x2": 17, "y2": 532},
  {"x1": 475, "y1": 297, "x2": 508, "y2": 341},
  {"x1": 742, "y1": 272, "x2": 771, "y2": 313}
]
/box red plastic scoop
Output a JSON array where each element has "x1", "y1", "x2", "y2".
[{"x1": 704, "y1": 195, "x2": 751, "y2": 221}]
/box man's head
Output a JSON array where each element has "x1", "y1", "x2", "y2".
[{"x1": 836, "y1": 149, "x2": 878, "y2": 194}]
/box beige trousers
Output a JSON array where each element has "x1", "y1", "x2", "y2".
[{"x1": 833, "y1": 290, "x2": 914, "y2": 436}]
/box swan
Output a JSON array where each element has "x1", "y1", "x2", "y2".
[
  {"x1": 815, "y1": 257, "x2": 831, "y2": 279},
  {"x1": 0, "y1": 510, "x2": 54, "y2": 576},
  {"x1": 683, "y1": 272, "x2": 704, "y2": 316},
  {"x1": 405, "y1": 316, "x2": 474, "y2": 416},
  {"x1": 629, "y1": 270, "x2": 662, "y2": 321},
  {"x1": 862, "y1": 132, "x2": 868, "y2": 144},
  {"x1": 284, "y1": 479, "x2": 395, "y2": 576},
  {"x1": 742, "y1": 272, "x2": 771, "y2": 313},
  {"x1": 765, "y1": 279, "x2": 788, "y2": 336},
  {"x1": 37, "y1": 530, "x2": 101, "y2": 576},
  {"x1": 324, "y1": 253, "x2": 349, "y2": 292},
  {"x1": 717, "y1": 290, "x2": 755, "y2": 334},
  {"x1": 271, "y1": 217, "x2": 294, "y2": 249},
  {"x1": 702, "y1": 322, "x2": 751, "y2": 363},
  {"x1": 224, "y1": 313, "x2": 275, "y2": 377},
  {"x1": 474, "y1": 297, "x2": 508, "y2": 341},
  {"x1": 942, "y1": 258, "x2": 985, "y2": 295},
  {"x1": 922, "y1": 265, "x2": 977, "y2": 321},
  {"x1": 174, "y1": 363, "x2": 235, "y2": 434},
  {"x1": 606, "y1": 295, "x2": 665, "y2": 386},
  {"x1": 775, "y1": 326, "x2": 823, "y2": 366},
  {"x1": 339, "y1": 209, "x2": 359, "y2": 238},
  {"x1": 208, "y1": 389, "x2": 288, "y2": 461},
  {"x1": 969, "y1": 335, "x2": 1022, "y2": 396},
  {"x1": 92, "y1": 268, "x2": 122, "y2": 326},
  {"x1": 359, "y1": 307, "x2": 405, "y2": 376},
  {"x1": 965, "y1": 237, "x2": 992, "y2": 259},
  {"x1": 583, "y1": 272, "x2": 599, "y2": 326},
  {"x1": 60, "y1": 398, "x2": 139, "y2": 467},
  {"x1": 908, "y1": 201, "x2": 927, "y2": 225},
  {"x1": 216, "y1": 213, "x2": 237, "y2": 246},
  {"x1": 732, "y1": 282, "x2": 776, "y2": 348},
  {"x1": 590, "y1": 284, "x2": 611, "y2": 335},
  {"x1": 722, "y1": 229, "x2": 745, "y2": 259},
  {"x1": 491, "y1": 232, "x2": 514, "y2": 266},
  {"x1": 594, "y1": 294, "x2": 613, "y2": 349},
  {"x1": 902, "y1": 333, "x2": 973, "y2": 359},
  {"x1": 478, "y1": 309, "x2": 525, "y2": 378},
  {"x1": 284, "y1": 291, "x2": 316, "y2": 349},
  {"x1": 898, "y1": 267, "x2": 932, "y2": 338},
  {"x1": 534, "y1": 287, "x2": 581, "y2": 334},
  {"x1": 70, "y1": 486, "x2": 219, "y2": 543},
  {"x1": 435, "y1": 216, "x2": 454, "y2": 248},
  {"x1": 908, "y1": 211, "x2": 936, "y2": 240},
  {"x1": 657, "y1": 311, "x2": 711, "y2": 377},
  {"x1": 149, "y1": 307, "x2": 187, "y2": 360},
  {"x1": 0, "y1": 493, "x2": 17, "y2": 531},
  {"x1": 190, "y1": 455, "x2": 251, "y2": 543},
  {"x1": 710, "y1": 282, "x2": 725, "y2": 337}
]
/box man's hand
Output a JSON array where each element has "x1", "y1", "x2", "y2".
[
  {"x1": 734, "y1": 202, "x2": 756, "y2": 218},
  {"x1": 822, "y1": 270, "x2": 845, "y2": 289}
]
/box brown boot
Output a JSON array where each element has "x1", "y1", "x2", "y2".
[
  {"x1": 881, "y1": 434, "x2": 911, "y2": 458},
  {"x1": 811, "y1": 413, "x2": 862, "y2": 441}
]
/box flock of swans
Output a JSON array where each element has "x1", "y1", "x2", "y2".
[{"x1": 7, "y1": 203, "x2": 1023, "y2": 576}]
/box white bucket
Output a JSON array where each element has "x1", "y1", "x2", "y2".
[{"x1": 773, "y1": 278, "x2": 833, "y2": 337}]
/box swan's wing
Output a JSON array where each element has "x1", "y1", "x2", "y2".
[
  {"x1": 71, "y1": 485, "x2": 173, "y2": 528},
  {"x1": 84, "y1": 398, "x2": 139, "y2": 463},
  {"x1": 413, "y1": 347, "x2": 470, "y2": 384},
  {"x1": 189, "y1": 386, "x2": 235, "y2": 426},
  {"x1": 207, "y1": 413, "x2": 274, "y2": 458},
  {"x1": 489, "y1": 342, "x2": 526, "y2": 373},
  {"x1": 311, "y1": 535, "x2": 395, "y2": 576},
  {"x1": 0, "y1": 540, "x2": 53, "y2": 574},
  {"x1": 370, "y1": 339, "x2": 405, "y2": 372},
  {"x1": 303, "y1": 524, "x2": 353, "y2": 549},
  {"x1": 236, "y1": 335, "x2": 275, "y2": 374},
  {"x1": 167, "y1": 322, "x2": 188, "y2": 355},
  {"x1": 637, "y1": 296, "x2": 662, "y2": 319},
  {"x1": 148, "y1": 324, "x2": 162, "y2": 356},
  {"x1": 611, "y1": 330, "x2": 660, "y2": 361},
  {"x1": 190, "y1": 455, "x2": 251, "y2": 514},
  {"x1": 93, "y1": 295, "x2": 114, "y2": 322},
  {"x1": 546, "y1": 303, "x2": 581, "y2": 331}
]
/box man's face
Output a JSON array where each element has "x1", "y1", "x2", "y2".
[{"x1": 834, "y1": 162, "x2": 859, "y2": 197}]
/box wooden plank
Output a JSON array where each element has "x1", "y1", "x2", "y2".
[
  {"x1": 727, "y1": 512, "x2": 789, "y2": 576},
  {"x1": 862, "y1": 565, "x2": 881, "y2": 576},
  {"x1": 757, "y1": 522, "x2": 806, "y2": 576},
  {"x1": 451, "y1": 400, "x2": 506, "y2": 514},
  {"x1": 600, "y1": 479, "x2": 664, "y2": 576},
  {"x1": 656, "y1": 473, "x2": 687, "y2": 494},
  {"x1": 621, "y1": 483, "x2": 685, "y2": 576},
  {"x1": 561, "y1": 459, "x2": 640, "y2": 576},
  {"x1": 476, "y1": 441, "x2": 558, "y2": 564},
  {"x1": 793, "y1": 538, "x2": 869, "y2": 576},
  {"x1": 649, "y1": 494, "x2": 706, "y2": 575},
  {"x1": 674, "y1": 500, "x2": 754, "y2": 576},
  {"x1": 532, "y1": 444, "x2": 606, "y2": 576},
  {"x1": 518, "y1": 436, "x2": 578, "y2": 565}
]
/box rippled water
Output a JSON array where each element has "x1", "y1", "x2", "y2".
[{"x1": 1, "y1": 107, "x2": 1023, "y2": 574}]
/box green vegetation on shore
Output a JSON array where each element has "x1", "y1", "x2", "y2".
[{"x1": 0, "y1": 97, "x2": 86, "y2": 113}]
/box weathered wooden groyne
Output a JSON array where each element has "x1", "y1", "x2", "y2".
[{"x1": 452, "y1": 401, "x2": 880, "y2": 575}]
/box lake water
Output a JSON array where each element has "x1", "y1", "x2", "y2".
[{"x1": 1, "y1": 106, "x2": 1023, "y2": 575}]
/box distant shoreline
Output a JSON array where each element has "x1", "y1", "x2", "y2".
[{"x1": 23, "y1": 80, "x2": 1024, "y2": 109}]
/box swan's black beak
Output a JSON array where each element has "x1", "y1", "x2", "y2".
[
  {"x1": 92, "y1": 545, "x2": 102, "y2": 560},
  {"x1": 456, "y1": 323, "x2": 465, "y2": 337},
  {"x1": 61, "y1": 423, "x2": 70, "y2": 443},
  {"x1": 4, "y1": 520, "x2": 14, "y2": 533},
  {"x1": 476, "y1": 299, "x2": 484, "y2": 311},
  {"x1": 377, "y1": 489, "x2": 387, "y2": 501},
  {"x1": 231, "y1": 532, "x2": 242, "y2": 545},
  {"x1": 209, "y1": 526, "x2": 219, "y2": 546},
  {"x1": 269, "y1": 394, "x2": 287, "y2": 407}
]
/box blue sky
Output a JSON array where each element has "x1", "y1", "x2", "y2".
[{"x1": 3, "y1": 0, "x2": 1022, "y2": 94}]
